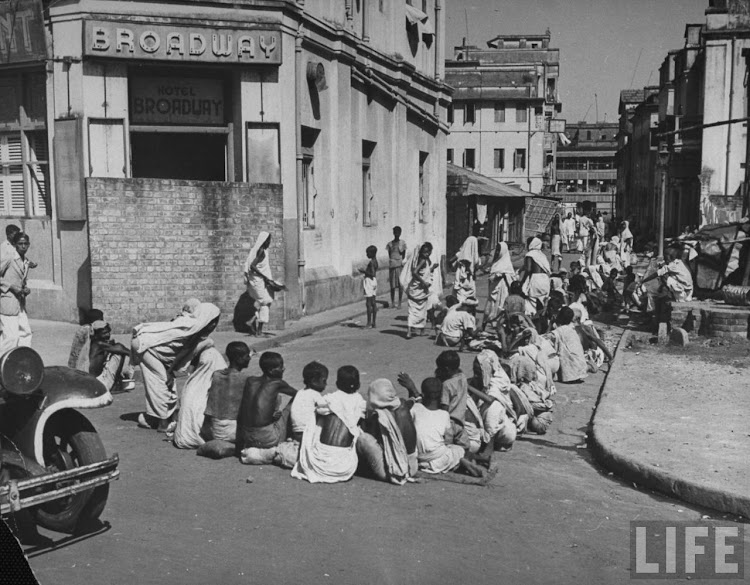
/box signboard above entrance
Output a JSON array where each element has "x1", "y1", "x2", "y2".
[
  {"x1": 84, "y1": 21, "x2": 281, "y2": 65},
  {"x1": 130, "y1": 77, "x2": 225, "y2": 125}
]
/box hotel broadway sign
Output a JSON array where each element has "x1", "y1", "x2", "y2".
[{"x1": 84, "y1": 21, "x2": 281, "y2": 64}]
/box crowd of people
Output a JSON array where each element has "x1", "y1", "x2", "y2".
[{"x1": 2, "y1": 214, "x2": 697, "y2": 486}]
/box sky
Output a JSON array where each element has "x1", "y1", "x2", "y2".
[{"x1": 445, "y1": 0, "x2": 709, "y2": 124}]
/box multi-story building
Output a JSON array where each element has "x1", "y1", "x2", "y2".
[
  {"x1": 444, "y1": 32, "x2": 562, "y2": 195},
  {"x1": 552, "y1": 122, "x2": 618, "y2": 216},
  {"x1": 616, "y1": 87, "x2": 660, "y2": 235},
  {"x1": 617, "y1": 0, "x2": 750, "y2": 240},
  {"x1": 0, "y1": 0, "x2": 450, "y2": 330}
]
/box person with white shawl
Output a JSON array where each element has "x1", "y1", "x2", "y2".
[
  {"x1": 451, "y1": 235, "x2": 481, "y2": 273},
  {"x1": 244, "y1": 231, "x2": 282, "y2": 336},
  {"x1": 519, "y1": 237, "x2": 551, "y2": 316},
  {"x1": 132, "y1": 302, "x2": 221, "y2": 431},
  {"x1": 172, "y1": 347, "x2": 227, "y2": 449},
  {"x1": 401, "y1": 242, "x2": 441, "y2": 339},
  {"x1": 481, "y1": 241, "x2": 516, "y2": 331},
  {"x1": 356, "y1": 379, "x2": 418, "y2": 485},
  {"x1": 618, "y1": 221, "x2": 634, "y2": 266},
  {"x1": 291, "y1": 366, "x2": 366, "y2": 484},
  {"x1": 465, "y1": 350, "x2": 517, "y2": 457}
]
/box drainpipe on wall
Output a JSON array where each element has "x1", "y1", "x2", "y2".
[{"x1": 295, "y1": 25, "x2": 306, "y2": 315}]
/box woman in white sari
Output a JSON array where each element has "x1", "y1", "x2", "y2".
[
  {"x1": 451, "y1": 235, "x2": 481, "y2": 273},
  {"x1": 618, "y1": 221, "x2": 634, "y2": 266},
  {"x1": 401, "y1": 242, "x2": 439, "y2": 339},
  {"x1": 481, "y1": 242, "x2": 516, "y2": 331},
  {"x1": 244, "y1": 231, "x2": 280, "y2": 336},
  {"x1": 173, "y1": 347, "x2": 227, "y2": 449},
  {"x1": 519, "y1": 237, "x2": 551, "y2": 316},
  {"x1": 132, "y1": 302, "x2": 221, "y2": 431}
]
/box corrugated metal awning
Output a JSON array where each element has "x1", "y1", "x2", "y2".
[{"x1": 447, "y1": 163, "x2": 531, "y2": 198}]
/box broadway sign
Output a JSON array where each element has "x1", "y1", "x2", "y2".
[
  {"x1": 84, "y1": 21, "x2": 281, "y2": 65},
  {"x1": 0, "y1": 0, "x2": 47, "y2": 65}
]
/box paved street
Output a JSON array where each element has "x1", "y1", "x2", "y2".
[{"x1": 25, "y1": 300, "x2": 736, "y2": 585}]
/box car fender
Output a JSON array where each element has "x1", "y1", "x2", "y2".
[{"x1": 12, "y1": 367, "x2": 112, "y2": 466}]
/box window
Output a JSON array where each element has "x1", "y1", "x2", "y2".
[
  {"x1": 362, "y1": 140, "x2": 376, "y2": 226},
  {"x1": 379, "y1": 0, "x2": 385, "y2": 11},
  {"x1": 494, "y1": 103, "x2": 505, "y2": 123},
  {"x1": 587, "y1": 131, "x2": 592, "y2": 140},
  {"x1": 513, "y1": 148, "x2": 526, "y2": 171},
  {"x1": 130, "y1": 74, "x2": 231, "y2": 181},
  {"x1": 447, "y1": 148, "x2": 454, "y2": 164},
  {"x1": 493, "y1": 148, "x2": 505, "y2": 170},
  {"x1": 447, "y1": 104, "x2": 454, "y2": 124},
  {"x1": 0, "y1": 73, "x2": 49, "y2": 217},
  {"x1": 463, "y1": 148, "x2": 476, "y2": 169},
  {"x1": 464, "y1": 103, "x2": 476, "y2": 124},
  {"x1": 419, "y1": 151, "x2": 428, "y2": 222},
  {"x1": 515, "y1": 105, "x2": 527, "y2": 123}
]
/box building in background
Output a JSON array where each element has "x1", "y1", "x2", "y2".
[
  {"x1": 444, "y1": 32, "x2": 562, "y2": 195},
  {"x1": 552, "y1": 122, "x2": 618, "y2": 217},
  {"x1": 617, "y1": 0, "x2": 750, "y2": 242},
  {"x1": 616, "y1": 87, "x2": 659, "y2": 235},
  {"x1": 0, "y1": 0, "x2": 450, "y2": 330}
]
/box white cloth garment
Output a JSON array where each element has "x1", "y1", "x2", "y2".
[
  {"x1": 290, "y1": 388, "x2": 320, "y2": 436},
  {"x1": 173, "y1": 347, "x2": 227, "y2": 449},
  {"x1": 291, "y1": 390, "x2": 366, "y2": 483},
  {"x1": 410, "y1": 403, "x2": 464, "y2": 474},
  {"x1": 244, "y1": 231, "x2": 274, "y2": 323}
]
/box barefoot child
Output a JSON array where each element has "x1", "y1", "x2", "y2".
[
  {"x1": 410, "y1": 377, "x2": 485, "y2": 477},
  {"x1": 359, "y1": 245, "x2": 379, "y2": 328},
  {"x1": 385, "y1": 226, "x2": 407, "y2": 309}
]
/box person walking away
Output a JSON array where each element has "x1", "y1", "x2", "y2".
[
  {"x1": 132, "y1": 302, "x2": 221, "y2": 432},
  {"x1": 402, "y1": 242, "x2": 439, "y2": 339},
  {"x1": 562, "y1": 213, "x2": 576, "y2": 252},
  {"x1": 385, "y1": 226, "x2": 407, "y2": 309},
  {"x1": 594, "y1": 213, "x2": 606, "y2": 264},
  {"x1": 549, "y1": 214, "x2": 563, "y2": 272},
  {"x1": 244, "y1": 231, "x2": 283, "y2": 337},
  {"x1": 0, "y1": 232, "x2": 32, "y2": 353},
  {"x1": 358, "y1": 245, "x2": 378, "y2": 328},
  {"x1": 449, "y1": 235, "x2": 481, "y2": 273},
  {"x1": 518, "y1": 237, "x2": 551, "y2": 316}
]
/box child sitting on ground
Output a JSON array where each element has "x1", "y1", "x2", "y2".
[
  {"x1": 410, "y1": 377, "x2": 485, "y2": 477},
  {"x1": 600, "y1": 268, "x2": 623, "y2": 312},
  {"x1": 201, "y1": 341, "x2": 253, "y2": 445},
  {"x1": 88, "y1": 320, "x2": 135, "y2": 393},
  {"x1": 290, "y1": 361, "x2": 329, "y2": 442},
  {"x1": 358, "y1": 245, "x2": 378, "y2": 328},
  {"x1": 437, "y1": 295, "x2": 476, "y2": 350},
  {"x1": 237, "y1": 351, "x2": 297, "y2": 451}
]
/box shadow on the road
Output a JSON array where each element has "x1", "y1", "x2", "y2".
[
  {"x1": 520, "y1": 436, "x2": 582, "y2": 454},
  {"x1": 394, "y1": 315, "x2": 407, "y2": 321},
  {"x1": 24, "y1": 521, "x2": 112, "y2": 559},
  {"x1": 119, "y1": 412, "x2": 141, "y2": 423},
  {"x1": 379, "y1": 329, "x2": 408, "y2": 339}
]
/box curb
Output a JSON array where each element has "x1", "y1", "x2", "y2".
[
  {"x1": 241, "y1": 294, "x2": 390, "y2": 353},
  {"x1": 588, "y1": 329, "x2": 750, "y2": 518}
]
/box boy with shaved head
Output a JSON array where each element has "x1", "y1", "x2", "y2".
[{"x1": 237, "y1": 351, "x2": 297, "y2": 450}]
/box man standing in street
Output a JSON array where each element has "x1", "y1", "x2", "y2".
[
  {"x1": 0, "y1": 232, "x2": 32, "y2": 353},
  {"x1": 385, "y1": 226, "x2": 407, "y2": 309}
]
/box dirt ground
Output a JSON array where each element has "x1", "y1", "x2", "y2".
[{"x1": 607, "y1": 332, "x2": 750, "y2": 500}]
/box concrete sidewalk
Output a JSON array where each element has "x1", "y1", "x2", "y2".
[{"x1": 590, "y1": 330, "x2": 750, "y2": 518}]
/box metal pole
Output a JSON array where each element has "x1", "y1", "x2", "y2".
[{"x1": 658, "y1": 167, "x2": 666, "y2": 258}]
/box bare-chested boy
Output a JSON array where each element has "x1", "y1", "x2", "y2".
[
  {"x1": 201, "y1": 341, "x2": 253, "y2": 444},
  {"x1": 236, "y1": 351, "x2": 297, "y2": 450}
]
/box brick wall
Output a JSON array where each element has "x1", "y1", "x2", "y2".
[{"x1": 86, "y1": 178, "x2": 284, "y2": 333}]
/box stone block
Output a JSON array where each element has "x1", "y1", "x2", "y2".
[
  {"x1": 669, "y1": 327, "x2": 689, "y2": 346},
  {"x1": 658, "y1": 322, "x2": 669, "y2": 344}
]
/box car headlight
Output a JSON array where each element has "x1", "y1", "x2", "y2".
[{"x1": 0, "y1": 347, "x2": 44, "y2": 396}]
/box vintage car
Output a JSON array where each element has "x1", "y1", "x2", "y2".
[{"x1": 0, "y1": 347, "x2": 119, "y2": 536}]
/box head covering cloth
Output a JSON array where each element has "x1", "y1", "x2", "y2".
[
  {"x1": 132, "y1": 302, "x2": 221, "y2": 355},
  {"x1": 525, "y1": 237, "x2": 551, "y2": 274}
]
